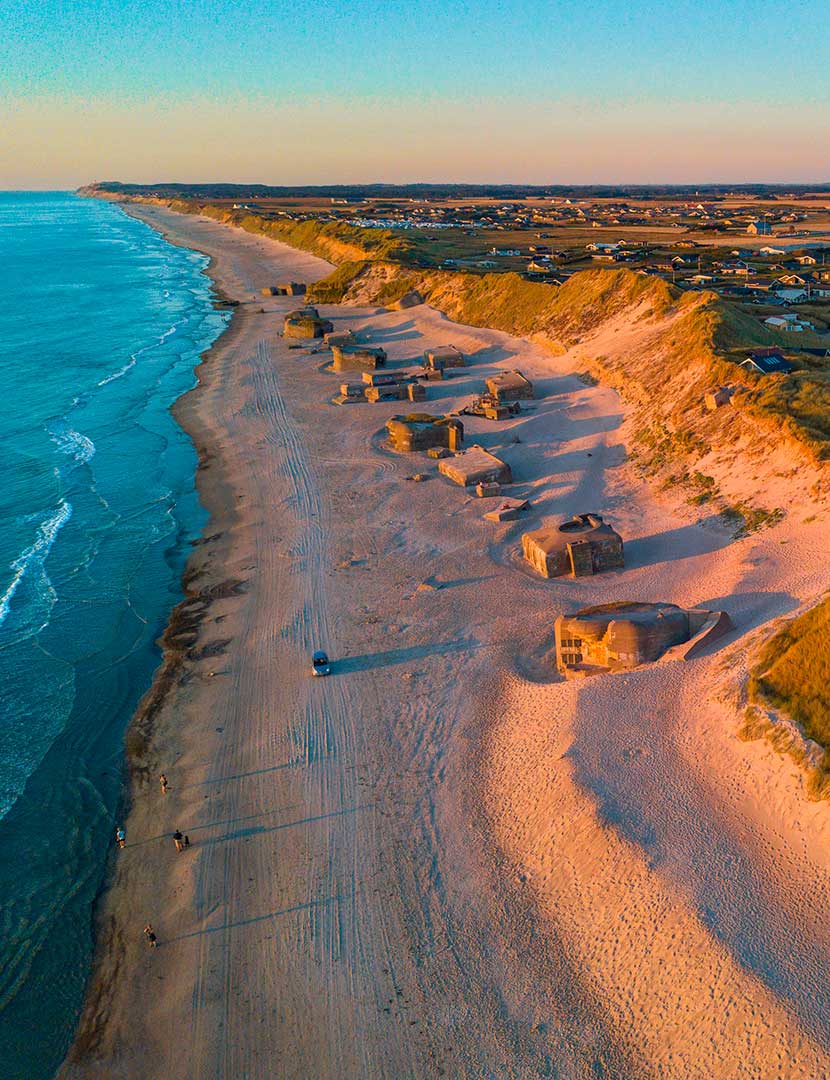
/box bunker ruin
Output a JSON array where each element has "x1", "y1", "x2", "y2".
[
  {"x1": 438, "y1": 445, "x2": 512, "y2": 487},
  {"x1": 386, "y1": 414, "x2": 464, "y2": 453},
  {"x1": 284, "y1": 307, "x2": 334, "y2": 339},
  {"x1": 486, "y1": 370, "x2": 534, "y2": 403},
  {"x1": 555, "y1": 601, "x2": 732, "y2": 677},
  {"x1": 424, "y1": 345, "x2": 466, "y2": 370},
  {"x1": 522, "y1": 514, "x2": 624, "y2": 579},
  {"x1": 331, "y1": 345, "x2": 388, "y2": 372}
]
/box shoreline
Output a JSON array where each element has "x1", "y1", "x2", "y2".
[
  {"x1": 61, "y1": 199, "x2": 830, "y2": 1079},
  {"x1": 61, "y1": 208, "x2": 254, "y2": 1068}
]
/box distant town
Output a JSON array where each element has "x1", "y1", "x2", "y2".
[{"x1": 106, "y1": 183, "x2": 830, "y2": 343}]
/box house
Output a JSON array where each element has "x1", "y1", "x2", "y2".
[
  {"x1": 522, "y1": 514, "x2": 624, "y2": 579},
  {"x1": 489, "y1": 247, "x2": 521, "y2": 257},
  {"x1": 772, "y1": 287, "x2": 809, "y2": 304},
  {"x1": 759, "y1": 246, "x2": 786, "y2": 256},
  {"x1": 747, "y1": 220, "x2": 772, "y2": 235},
  {"x1": 740, "y1": 349, "x2": 794, "y2": 375},
  {"x1": 795, "y1": 255, "x2": 818, "y2": 266},
  {"x1": 386, "y1": 414, "x2": 463, "y2": 453},
  {"x1": 555, "y1": 602, "x2": 732, "y2": 676},
  {"x1": 438, "y1": 446, "x2": 512, "y2": 487},
  {"x1": 764, "y1": 315, "x2": 813, "y2": 333},
  {"x1": 485, "y1": 370, "x2": 534, "y2": 403}
]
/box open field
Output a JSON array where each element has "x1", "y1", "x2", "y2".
[{"x1": 62, "y1": 200, "x2": 830, "y2": 1079}]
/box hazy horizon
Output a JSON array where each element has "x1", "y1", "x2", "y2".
[{"x1": 3, "y1": 0, "x2": 829, "y2": 188}]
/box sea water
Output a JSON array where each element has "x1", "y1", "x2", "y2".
[{"x1": 0, "y1": 192, "x2": 228, "y2": 1078}]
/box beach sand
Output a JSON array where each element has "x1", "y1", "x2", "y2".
[{"x1": 61, "y1": 204, "x2": 830, "y2": 1078}]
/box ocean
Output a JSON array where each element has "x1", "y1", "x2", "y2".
[{"x1": 0, "y1": 192, "x2": 228, "y2": 1078}]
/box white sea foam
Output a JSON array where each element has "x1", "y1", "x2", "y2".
[
  {"x1": 96, "y1": 322, "x2": 178, "y2": 387},
  {"x1": 0, "y1": 501, "x2": 72, "y2": 629},
  {"x1": 49, "y1": 423, "x2": 96, "y2": 465}
]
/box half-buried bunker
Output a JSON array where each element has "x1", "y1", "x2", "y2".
[
  {"x1": 438, "y1": 445, "x2": 512, "y2": 487},
  {"x1": 555, "y1": 601, "x2": 732, "y2": 677},
  {"x1": 386, "y1": 414, "x2": 464, "y2": 453},
  {"x1": 523, "y1": 514, "x2": 624, "y2": 579}
]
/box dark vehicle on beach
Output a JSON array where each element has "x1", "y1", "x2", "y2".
[{"x1": 311, "y1": 650, "x2": 331, "y2": 676}]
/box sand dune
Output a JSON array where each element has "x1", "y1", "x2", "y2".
[{"x1": 63, "y1": 203, "x2": 830, "y2": 1079}]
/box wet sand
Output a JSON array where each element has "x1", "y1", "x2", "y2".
[{"x1": 61, "y1": 203, "x2": 830, "y2": 1079}]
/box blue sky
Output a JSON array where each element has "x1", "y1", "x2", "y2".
[{"x1": 2, "y1": 0, "x2": 829, "y2": 185}]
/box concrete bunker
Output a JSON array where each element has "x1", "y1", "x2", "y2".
[
  {"x1": 438, "y1": 445, "x2": 512, "y2": 487},
  {"x1": 523, "y1": 514, "x2": 624, "y2": 579},
  {"x1": 486, "y1": 370, "x2": 534, "y2": 403},
  {"x1": 386, "y1": 414, "x2": 464, "y2": 453},
  {"x1": 284, "y1": 306, "x2": 334, "y2": 339},
  {"x1": 331, "y1": 344, "x2": 388, "y2": 372},
  {"x1": 324, "y1": 329, "x2": 358, "y2": 349},
  {"x1": 424, "y1": 345, "x2": 466, "y2": 371},
  {"x1": 555, "y1": 601, "x2": 732, "y2": 677}
]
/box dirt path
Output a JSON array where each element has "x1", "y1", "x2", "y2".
[{"x1": 63, "y1": 204, "x2": 830, "y2": 1079}]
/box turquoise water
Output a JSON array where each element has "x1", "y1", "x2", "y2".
[{"x1": 0, "y1": 192, "x2": 228, "y2": 1078}]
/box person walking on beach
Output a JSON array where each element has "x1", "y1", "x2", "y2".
[
  {"x1": 143, "y1": 923, "x2": 158, "y2": 949},
  {"x1": 183, "y1": 834, "x2": 190, "y2": 849},
  {"x1": 159, "y1": 773, "x2": 169, "y2": 794},
  {"x1": 173, "y1": 829, "x2": 184, "y2": 853},
  {"x1": 115, "y1": 826, "x2": 126, "y2": 849}
]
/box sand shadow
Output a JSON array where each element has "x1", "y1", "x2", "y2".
[
  {"x1": 624, "y1": 519, "x2": 736, "y2": 570},
  {"x1": 164, "y1": 894, "x2": 350, "y2": 943},
  {"x1": 335, "y1": 637, "x2": 478, "y2": 674},
  {"x1": 694, "y1": 589, "x2": 799, "y2": 642},
  {"x1": 202, "y1": 805, "x2": 368, "y2": 847}
]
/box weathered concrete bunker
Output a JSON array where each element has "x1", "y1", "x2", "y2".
[
  {"x1": 486, "y1": 370, "x2": 534, "y2": 403},
  {"x1": 284, "y1": 306, "x2": 334, "y2": 339},
  {"x1": 324, "y1": 329, "x2": 358, "y2": 349},
  {"x1": 555, "y1": 601, "x2": 732, "y2": 677},
  {"x1": 438, "y1": 445, "x2": 512, "y2": 487},
  {"x1": 386, "y1": 414, "x2": 464, "y2": 453},
  {"x1": 424, "y1": 345, "x2": 466, "y2": 371},
  {"x1": 331, "y1": 344, "x2": 388, "y2": 372},
  {"x1": 523, "y1": 514, "x2": 624, "y2": 579}
]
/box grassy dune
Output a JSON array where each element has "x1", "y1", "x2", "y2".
[
  {"x1": 749, "y1": 598, "x2": 830, "y2": 749},
  {"x1": 743, "y1": 598, "x2": 830, "y2": 797},
  {"x1": 120, "y1": 197, "x2": 830, "y2": 462}
]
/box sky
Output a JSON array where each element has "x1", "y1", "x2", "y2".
[{"x1": 2, "y1": 0, "x2": 829, "y2": 187}]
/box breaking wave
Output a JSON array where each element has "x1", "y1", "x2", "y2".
[
  {"x1": 96, "y1": 322, "x2": 178, "y2": 387},
  {"x1": 0, "y1": 501, "x2": 72, "y2": 630},
  {"x1": 48, "y1": 423, "x2": 96, "y2": 465}
]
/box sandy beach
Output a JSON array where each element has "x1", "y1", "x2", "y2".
[{"x1": 61, "y1": 203, "x2": 830, "y2": 1079}]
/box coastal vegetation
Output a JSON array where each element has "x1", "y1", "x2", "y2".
[
  {"x1": 84, "y1": 190, "x2": 830, "y2": 465},
  {"x1": 742, "y1": 596, "x2": 830, "y2": 797}
]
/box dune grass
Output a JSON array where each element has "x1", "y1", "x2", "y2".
[
  {"x1": 749, "y1": 597, "x2": 830, "y2": 750},
  {"x1": 134, "y1": 197, "x2": 830, "y2": 462},
  {"x1": 741, "y1": 597, "x2": 830, "y2": 798}
]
